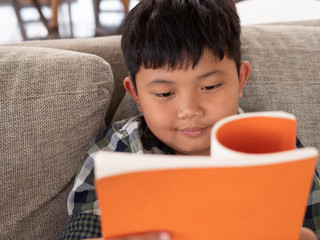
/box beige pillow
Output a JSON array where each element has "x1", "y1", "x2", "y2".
[
  {"x1": 0, "y1": 46, "x2": 113, "y2": 239},
  {"x1": 240, "y1": 25, "x2": 320, "y2": 166}
]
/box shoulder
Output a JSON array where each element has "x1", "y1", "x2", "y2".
[
  {"x1": 88, "y1": 114, "x2": 146, "y2": 154},
  {"x1": 112, "y1": 114, "x2": 146, "y2": 135},
  {"x1": 66, "y1": 115, "x2": 146, "y2": 215}
]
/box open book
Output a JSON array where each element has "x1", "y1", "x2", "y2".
[{"x1": 94, "y1": 111, "x2": 318, "y2": 240}]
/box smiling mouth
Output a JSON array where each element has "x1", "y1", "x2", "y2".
[{"x1": 180, "y1": 127, "x2": 208, "y2": 137}]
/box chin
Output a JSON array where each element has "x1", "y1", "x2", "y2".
[{"x1": 175, "y1": 147, "x2": 210, "y2": 156}]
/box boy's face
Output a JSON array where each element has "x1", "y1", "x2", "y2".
[{"x1": 124, "y1": 49, "x2": 251, "y2": 156}]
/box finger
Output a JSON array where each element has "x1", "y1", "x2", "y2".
[
  {"x1": 83, "y1": 239, "x2": 103, "y2": 240},
  {"x1": 109, "y1": 231, "x2": 171, "y2": 240},
  {"x1": 299, "y1": 227, "x2": 317, "y2": 240}
]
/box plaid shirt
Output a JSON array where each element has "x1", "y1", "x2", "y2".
[{"x1": 59, "y1": 114, "x2": 320, "y2": 239}]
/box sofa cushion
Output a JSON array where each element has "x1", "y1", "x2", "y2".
[
  {"x1": 111, "y1": 92, "x2": 140, "y2": 123},
  {"x1": 240, "y1": 25, "x2": 320, "y2": 165},
  {"x1": 11, "y1": 35, "x2": 128, "y2": 125},
  {"x1": 0, "y1": 46, "x2": 113, "y2": 239}
]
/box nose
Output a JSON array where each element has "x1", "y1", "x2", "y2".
[{"x1": 177, "y1": 96, "x2": 204, "y2": 120}]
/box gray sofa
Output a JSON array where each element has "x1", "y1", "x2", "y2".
[{"x1": 1, "y1": 22, "x2": 320, "y2": 239}]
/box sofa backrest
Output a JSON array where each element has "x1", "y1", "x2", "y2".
[
  {"x1": 0, "y1": 46, "x2": 113, "y2": 239},
  {"x1": 240, "y1": 24, "x2": 320, "y2": 164}
]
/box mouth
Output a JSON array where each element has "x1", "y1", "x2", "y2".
[{"x1": 180, "y1": 127, "x2": 208, "y2": 137}]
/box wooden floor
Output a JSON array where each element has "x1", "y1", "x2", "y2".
[{"x1": 0, "y1": 0, "x2": 139, "y2": 44}]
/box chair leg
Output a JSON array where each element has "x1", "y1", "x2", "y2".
[
  {"x1": 30, "y1": 0, "x2": 50, "y2": 29},
  {"x1": 120, "y1": 0, "x2": 129, "y2": 13},
  {"x1": 93, "y1": 0, "x2": 130, "y2": 36},
  {"x1": 12, "y1": 0, "x2": 28, "y2": 40},
  {"x1": 66, "y1": 1, "x2": 74, "y2": 38},
  {"x1": 12, "y1": 0, "x2": 60, "y2": 40},
  {"x1": 50, "y1": 0, "x2": 60, "y2": 29},
  {"x1": 93, "y1": 0, "x2": 101, "y2": 28}
]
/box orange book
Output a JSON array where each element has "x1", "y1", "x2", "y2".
[{"x1": 94, "y1": 111, "x2": 318, "y2": 240}]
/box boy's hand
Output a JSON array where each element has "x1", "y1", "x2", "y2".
[
  {"x1": 300, "y1": 227, "x2": 317, "y2": 240},
  {"x1": 85, "y1": 231, "x2": 170, "y2": 240},
  {"x1": 85, "y1": 228, "x2": 317, "y2": 240}
]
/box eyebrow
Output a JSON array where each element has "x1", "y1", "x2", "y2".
[
  {"x1": 196, "y1": 70, "x2": 220, "y2": 80},
  {"x1": 147, "y1": 70, "x2": 221, "y2": 86},
  {"x1": 147, "y1": 79, "x2": 175, "y2": 86}
]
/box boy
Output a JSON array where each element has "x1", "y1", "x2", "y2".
[{"x1": 59, "y1": 0, "x2": 320, "y2": 239}]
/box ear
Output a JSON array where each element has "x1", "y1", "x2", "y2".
[
  {"x1": 123, "y1": 77, "x2": 143, "y2": 112},
  {"x1": 238, "y1": 61, "x2": 251, "y2": 99}
]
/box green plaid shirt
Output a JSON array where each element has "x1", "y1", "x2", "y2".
[{"x1": 59, "y1": 114, "x2": 320, "y2": 239}]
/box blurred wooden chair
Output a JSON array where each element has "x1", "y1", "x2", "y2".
[
  {"x1": 11, "y1": 0, "x2": 72, "y2": 40},
  {"x1": 51, "y1": 0, "x2": 59, "y2": 29},
  {"x1": 12, "y1": 0, "x2": 48, "y2": 40},
  {"x1": 12, "y1": 0, "x2": 60, "y2": 40},
  {"x1": 93, "y1": 0, "x2": 129, "y2": 36}
]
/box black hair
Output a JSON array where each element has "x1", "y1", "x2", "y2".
[{"x1": 121, "y1": 0, "x2": 241, "y2": 88}]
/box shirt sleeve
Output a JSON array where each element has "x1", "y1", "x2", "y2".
[
  {"x1": 58, "y1": 213, "x2": 101, "y2": 239},
  {"x1": 303, "y1": 172, "x2": 320, "y2": 239},
  {"x1": 58, "y1": 125, "x2": 131, "y2": 240},
  {"x1": 296, "y1": 137, "x2": 320, "y2": 239}
]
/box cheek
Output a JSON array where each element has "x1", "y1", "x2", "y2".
[
  {"x1": 140, "y1": 96, "x2": 175, "y2": 116},
  {"x1": 221, "y1": 94, "x2": 240, "y2": 115},
  {"x1": 206, "y1": 89, "x2": 240, "y2": 116},
  {"x1": 143, "y1": 107, "x2": 177, "y2": 138},
  {"x1": 145, "y1": 109, "x2": 172, "y2": 127},
  {"x1": 223, "y1": 84, "x2": 241, "y2": 104},
  {"x1": 144, "y1": 114, "x2": 174, "y2": 142}
]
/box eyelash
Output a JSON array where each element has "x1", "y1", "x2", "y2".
[
  {"x1": 201, "y1": 84, "x2": 222, "y2": 91},
  {"x1": 155, "y1": 91, "x2": 174, "y2": 98},
  {"x1": 154, "y1": 84, "x2": 221, "y2": 98}
]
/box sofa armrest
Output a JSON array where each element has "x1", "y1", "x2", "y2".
[
  {"x1": 0, "y1": 46, "x2": 113, "y2": 239},
  {"x1": 7, "y1": 35, "x2": 127, "y2": 125}
]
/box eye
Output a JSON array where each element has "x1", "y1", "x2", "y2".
[
  {"x1": 155, "y1": 91, "x2": 174, "y2": 98},
  {"x1": 201, "y1": 84, "x2": 222, "y2": 91}
]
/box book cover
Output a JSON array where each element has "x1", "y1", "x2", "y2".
[{"x1": 94, "y1": 111, "x2": 318, "y2": 240}]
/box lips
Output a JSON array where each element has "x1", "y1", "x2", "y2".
[{"x1": 180, "y1": 127, "x2": 207, "y2": 137}]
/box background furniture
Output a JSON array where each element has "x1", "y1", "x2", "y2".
[
  {"x1": 1, "y1": 20, "x2": 320, "y2": 239},
  {"x1": 51, "y1": 0, "x2": 59, "y2": 28},
  {"x1": 93, "y1": 0, "x2": 130, "y2": 36},
  {"x1": 11, "y1": 0, "x2": 63, "y2": 40},
  {"x1": 11, "y1": 0, "x2": 131, "y2": 40},
  {"x1": 12, "y1": 0, "x2": 51, "y2": 40}
]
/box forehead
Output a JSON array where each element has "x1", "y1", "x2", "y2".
[
  {"x1": 142, "y1": 49, "x2": 226, "y2": 72},
  {"x1": 135, "y1": 53, "x2": 237, "y2": 86},
  {"x1": 142, "y1": 47, "x2": 215, "y2": 68},
  {"x1": 141, "y1": 50, "x2": 236, "y2": 74}
]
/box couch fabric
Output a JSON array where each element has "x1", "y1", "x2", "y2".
[
  {"x1": 0, "y1": 46, "x2": 113, "y2": 239},
  {"x1": 7, "y1": 35, "x2": 129, "y2": 125},
  {"x1": 1, "y1": 21, "x2": 320, "y2": 240},
  {"x1": 240, "y1": 24, "x2": 320, "y2": 160}
]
